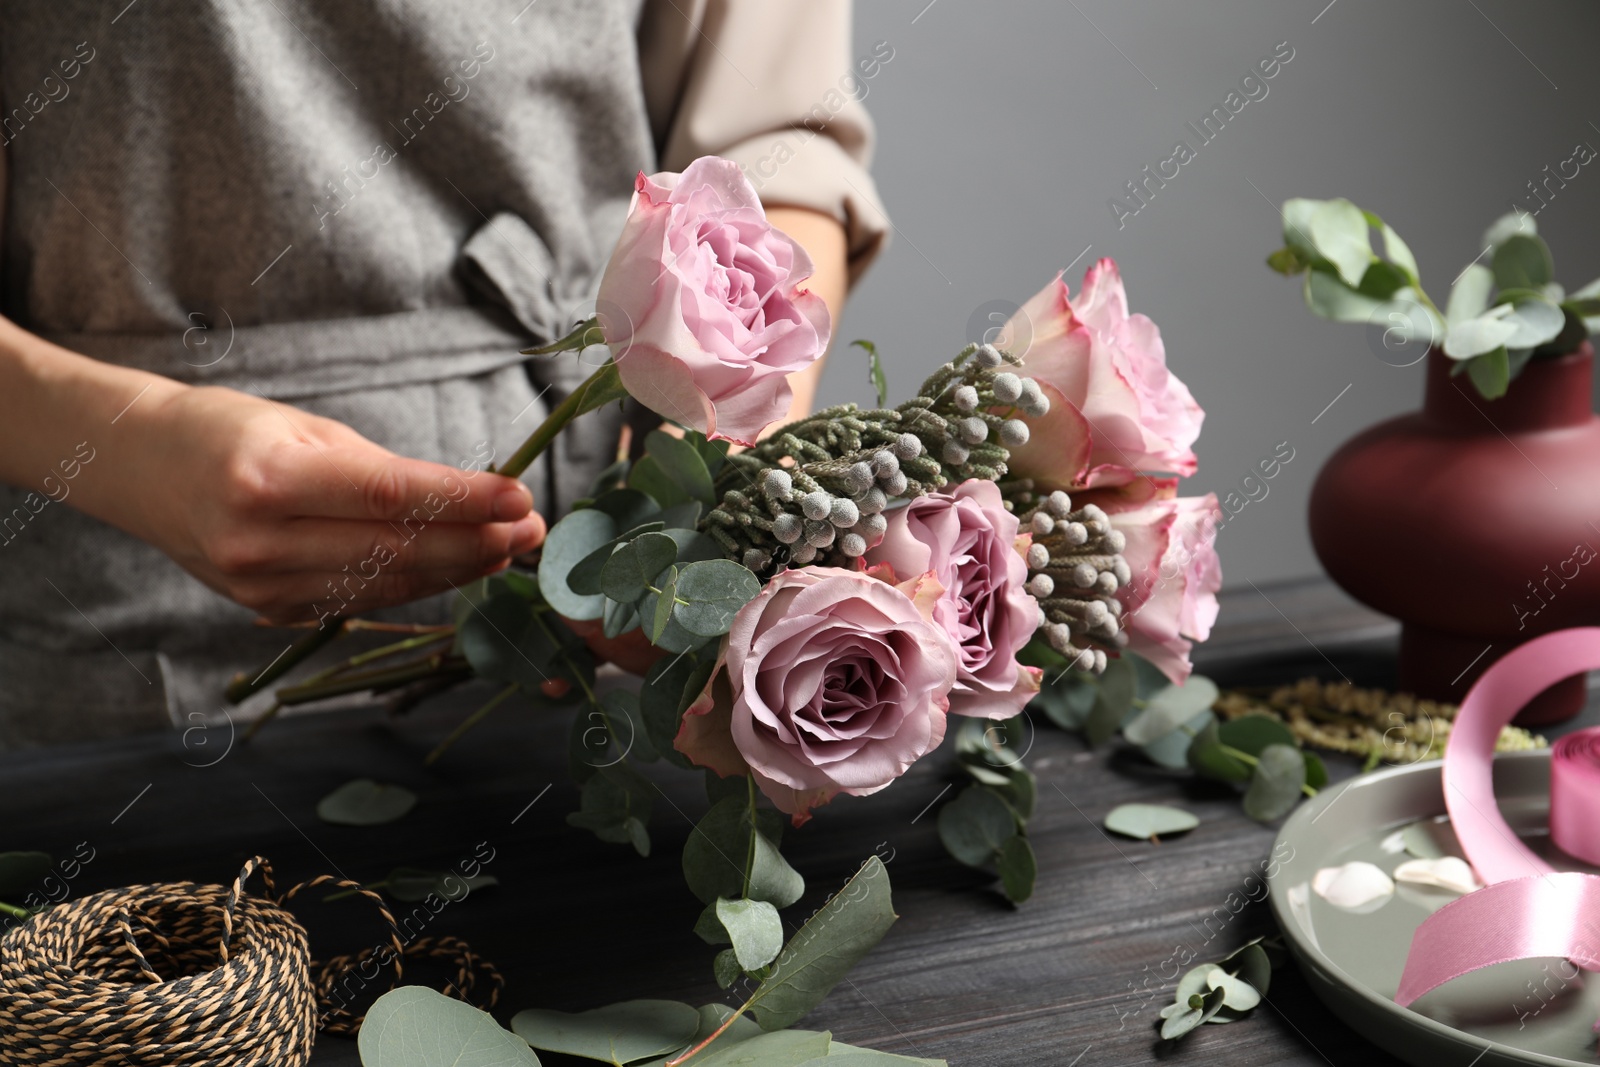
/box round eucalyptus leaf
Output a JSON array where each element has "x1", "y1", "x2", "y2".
[
  {"x1": 673, "y1": 560, "x2": 761, "y2": 638},
  {"x1": 1303, "y1": 750, "x2": 1328, "y2": 791},
  {"x1": 1501, "y1": 296, "x2": 1566, "y2": 348},
  {"x1": 1304, "y1": 269, "x2": 1383, "y2": 323},
  {"x1": 1139, "y1": 709, "x2": 1213, "y2": 770},
  {"x1": 1217, "y1": 714, "x2": 1296, "y2": 757},
  {"x1": 937, "y1": 785, "x2": 1018, "y2": 867},
  {"x1": 1443, "y1": 307, "x2": 1517, "y2": 359},
  {"x1": 996, "y1": 835, "x2": 1037, "y2": 903},
  {"x1": 316, "y1": 779, "x2": 417, "y2": 826},
  {"x1": 1493, "y1": 232, "x2": 1554, "y2": 291},
  {"x1": 1308, "y1": 198, "x2": 1372, "y2": 288},
  {"x1": 1104, "y1": 803, "x2": 1198, "y2": 841},
  {"x1": 1483, "y1": 210, "x2": 1536, "y2": 250},
  {"x1": 1466, "y1": 346, "x2": 1511, "y2": 399},
  {"x1": 1206, "y1": 968, "x2": 1261, "y2": 1011},
  {"x1": 538, "y1": 508, "x2": 615, "y2": 619},
  {"x1": 1175, "y1": 963, "x2": 1221, "y2": 1005},
  {"x1": 1187, "y1": 718, "x2": 1251, "y2": 783},
  {"x1": 1446, "y1": 263, "x2": 1494, "y2": 325},
  {"x1": 360, "y1": 986, "x2": 542, "y2": 1067},
  {"x1": 1219, "y1": 941, "x2": 1273, "y2": 996},
  {"x1": 600, "y1": 532, "x2": 680, "y2": 604},
  {"x1": 1123, "y1": 675, "x2": 1219, "y2": 745},
  {"x1": 1241, "y1": 744, "x2": 1306, "y2": 823},
  {"x1": 1160, "y1": 985, "x2": 1226, "y2": 1041},
  {"x1": 716, "y1": 897, "x2": 784, "y2": 971},
  {"x1": 510, "y1": 999, "x2": 700, "y2": 1064}
]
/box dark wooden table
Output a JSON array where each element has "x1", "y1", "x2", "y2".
[{"x1": 4, "y1": 578, "x2": 1583, "y2": 1066}]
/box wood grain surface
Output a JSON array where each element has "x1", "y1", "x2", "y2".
[{"x1": 1, "y1": 579, "x2": 1578, "y2": 1066}]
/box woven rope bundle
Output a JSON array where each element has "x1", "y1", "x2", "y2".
[{"x1": 0, "y1": 857, "x2": 502, "y2": 1067}]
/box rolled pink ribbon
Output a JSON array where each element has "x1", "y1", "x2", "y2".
[
  {"x1": 1395, "y1": 628, "x2": 1600, "y2": 1010},
  {"x1": 1552, "y1": 727, "x2": 1600, "y2": 867}
]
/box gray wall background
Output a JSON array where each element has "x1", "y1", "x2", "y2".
[{"x1": 814, "y1": 0, "x2": 1600, "y2": 588}]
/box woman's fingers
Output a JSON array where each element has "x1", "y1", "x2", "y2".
[
  {"x1": 218, "y1": 514, "x2": 545, "y2": 576},
  {"x1": 254, "y1": 439, "x2": 536, "y2": 526}
]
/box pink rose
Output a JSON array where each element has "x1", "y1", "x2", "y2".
[
  {"x1": 862, "y1": 481, "x2": 1041, "y2": 719},
  {"x1": 1090, "y1": 480, "x2": 1222, "y2": 684},
  {"x1": 597, "y1": 156, "x2": 831, "y2": 446},
  {"x1": 1000, "y1": 258, "x2": 1202, "y2": 487},
  {"x1": 674, "y1": 567, "x2": 957, "y2": 824}
]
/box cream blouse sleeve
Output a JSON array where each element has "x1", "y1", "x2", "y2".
[{"x1": 638, "y1": 0, "x2": 891, "y2": 283}]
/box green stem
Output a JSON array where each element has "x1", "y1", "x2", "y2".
[
  {"x1": 665, "y1": 1003, "x2": 756, "y2": 1067},
  {"x1": 225, "y1": 620, "x2": 347, "y2": 704},
  {"x1": 494, "y1": 361, "x2": 627, "y2": 479},
  {"x1": 1214, "y1": 741, "x2": 1318, "y2": 798},
  {"x1": 425, "y1": 682, "x2": 521, "y2": 766},
  {"x1": 741, "y1": 775, "x2": 759, "y2": 899},
  {"x1": 274, "y1": 655, "x2": 470, "y2": 706},
  {"x1": 0, "y1": 901, "x2": 30, "y2": 920}
]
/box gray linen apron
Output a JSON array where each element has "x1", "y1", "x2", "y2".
[{"x1": 0, "y1": 1, "x2": 657, "y2": 745}]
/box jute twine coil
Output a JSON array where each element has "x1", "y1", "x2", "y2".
[{"x1": 0, "y1": 856, "x2": 501, "y2": 1067}]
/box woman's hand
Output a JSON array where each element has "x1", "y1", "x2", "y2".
[
  {"x1": 0, "y1": 317, "x2": 544, "y2": 626},
  {"x1": 108, "y1": 384, "x2": 545, "y2": 624}
]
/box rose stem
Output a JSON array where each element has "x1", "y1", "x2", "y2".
[
  {"x1": 495, "y1": 360, "x2": 627, "y2": 479},
  {"x1": 425, "y1": 682, "x2": 520, "y2": 766},
  {"x1": 225, "y1": 619, "x2": 348, "y2": 704}
]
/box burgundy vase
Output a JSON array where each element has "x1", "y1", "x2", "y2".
[{"x1": 1309, "y1": 343, "x2": 1600, "y2": 725}]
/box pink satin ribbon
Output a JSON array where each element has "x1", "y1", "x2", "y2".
[{"x1": 1395, "y1": 627, "x2": 1600, "y2": 1009}]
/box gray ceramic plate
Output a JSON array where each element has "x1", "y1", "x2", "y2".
[{"x1": 1269, "y1": 750, "x2": 1600, "y2": 1067}]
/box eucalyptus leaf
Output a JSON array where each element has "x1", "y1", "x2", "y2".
[
  {"x1": 696, "y1": 1029, "x2": 832, "y2": 1067},
  {"x1": 640, "y1": 653, "x2": 699, "y2": 769},
  {"x1": 673, "y1": 560, "x2": 762, "y2": 638},
  {"x1": 1380, "y1": 222, "x2": 1419, "y2": 281},
  {"x1": 1280, "y1": 198, "x2": 1324, "y2": 251},
  {"x1": 713, "y1": 948, "x2": 743, "y2": 990},
  {"x1": 1104, "y1": 803, "x2": 1198, "y2": 841},
  {"x1": 1206, "y1": 969, "x2": 1261, "y2": 1011},
  {"x1": 644, "y1": 430, "x2": 717, "y2": 508},
  {"x1": 1304, "y1": 269, "x2": 1383, "y2": 323},
  {"x1": 1187, "y1": 718, "x2": 1250, "y2": 783},
  {"x1": 1241, "y1": 744, "x2": 1306, "y2": 822},
  {"x1": 629, "y1": 455, "x2": 693, "y2": 509},
  {"x1": 635, "y1": 1005, "x2": 762, "y2": 1067},
  {"x1": 1138, "y1": 709, "x2": 1213, "y2": 770},
  {"x1": 650, "y1": 566, "x2": 679, "y2": 645},
  {"x1": 1401, "y1": 820, "x2": 1445, "y2": 859},
  {"x1": 1446, "y1": 263, "x2": 1494, "y2": 326},
  {"x1": 1308, "y1": 198, "x2": 1372, "y2": 288},
  {"x1": 1303, "y1": 751, "x2": 1328, "y2": 791},
  {"x1": 0, "y1": 852, "x2": 53, "y2": 897},
  {"x1": 459, "y1": 591, "x2": 550, "y2": 688},
  {"x1": 1266, "y1": 246, "x2": 1311, "y2": 276},
  {"x1": 1500, "y1": 297, "x2": 1566, "y2": 348},
  {"x1": 937, "y1": 785, "x2": 1018, "y2": 866},
  {"x1": 1355, "y1": 260, "x2": 1410, "y2": 301},
  {"x1": 1160, "y1": 984, "x2": 1225, "y2": 1040},
  {"x1": 1219, "y1": 941, "x2": 1273, "y2": 997},
  {"x1": 1175, "y1": 963, "x2": 1221, "y2": 1005},
  {"x1": 1493, "y1": 233, "x2": 1554, "y2": 291},
  {"x1": 316, "y1": 779, "x2": 417, "y2": 826},
  {"x1": 717, "y1": 897, "x2": 784, "y2": 972},
  {"x1": 602, "y1": 596, "x2": 641, "y2": 640},
  {"x1": 538, "y1": 509, "x2": 615, "y2": 620},
  {"x1": 1466, "y1": 346, "x2": 1511, "y2": 400},
  {"x1": 1033, "y1": 676, "x2": 1097, "y2": 730},
  {"x1": 1217, "y1": 714, "x2": 1296, "y2": 757},
  {"x1": 510, "y1": 999, "x2": 701, "y2": 1065},
  {"x1": 746, "y1": 856, "x2": 897, "y2": 1031},
  {"x1": 996, "y1": 835, "x2": 1037, "y2": 903},
  {"x1": 600, "y1": 532, "x2": 680, "y2": 604},
  {"x1": 1483, "y1": 210, "x2": 1535, "y2": 250},
  {"x1": 589, "y1": 488, "x2": 659, "y2": 533},
  {"x1": 1123, "y1": 675, "x2": 1219, "y2": 745},
  {"x1": 1443, "y1": 307, "x2": 1517, "y2": 359},
  {"x1": 683, "y1": 797, "x2": 802, "y2": 908},
  {"x1": 359, "y1": 985, "x2": 542, "y2": 1067}
]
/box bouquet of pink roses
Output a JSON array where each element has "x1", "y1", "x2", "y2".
[{"x1": 229, "y1": 156, "x2": 1219, "y2": 1043}]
